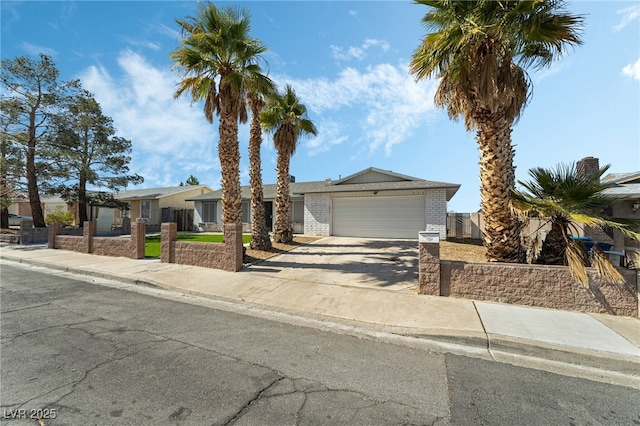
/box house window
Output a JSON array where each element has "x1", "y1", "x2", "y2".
[
  {"x1": 202, "y1": 202, "x2": 216, "y2": 222},
  {"x1": 241, "y1": 201, "x2": 251, "y2": 223},
  {"x1": 292, "y1": 200, "x2": 304, "y2": 223},
  {"x1": 120, "y1": 204, "x2": 130, "y2": 218},
  {"x1": 141, "y1": 201, "x2": 151, "y2": 219}
]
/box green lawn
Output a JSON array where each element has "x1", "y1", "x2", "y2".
[{"x1": 145, "y1": 233, "x2": 251, "y2": 258}]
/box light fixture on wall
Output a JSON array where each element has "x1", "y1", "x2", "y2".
[{"x1": 633, "y1": 201, "x2": 640, "y2": 213}]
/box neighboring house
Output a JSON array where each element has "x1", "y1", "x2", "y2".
[
  {"x1": 188, "y1": 167, "x2": 460, "y2": 239},
  {"x1": 114, "y1": 185, "x2": 213, "y2": 232},
  {"x1": 41, "y1": 196, "x2": 71, "y2": 217},
  {"x1": 600, "y1": 167, "x2": 640, "y2": 256},
  {"x1": 7, "y1": 193, "x2": 31, "y2": 216}
]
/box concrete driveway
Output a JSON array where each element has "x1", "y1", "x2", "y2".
[{"x1": 243, "y1": 236, "x2": 419, "y2": 293}]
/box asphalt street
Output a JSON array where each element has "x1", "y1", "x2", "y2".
[{"x1": 1, "y1": 262, "x2": 639, "y2": 425}]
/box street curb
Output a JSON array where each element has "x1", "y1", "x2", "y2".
[{"x1": 3, "y1": 253, "x2": 639, "y2": 389}]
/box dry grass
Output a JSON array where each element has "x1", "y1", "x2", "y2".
[{"x1": 440, "y1": 238, "x2": 486, "y2": 263}]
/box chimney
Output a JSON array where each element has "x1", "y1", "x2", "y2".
[
  {"x1": 577, "y1": 157, "x2": 599, "y2": 180},
  {"x1": 289, "y1": 175, "x2": 295, "y2": 183}
]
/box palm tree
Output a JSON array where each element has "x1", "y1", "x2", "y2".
[
  {"x1": 513, "y1": 162, "x2": 640, "y2": 285},
  {"x1": 247, "y1": 89, "x2": 274, "y2": 251},
  {"x1": 260, "y1": 85, "x2": 317, "y2": 244},
  {"x1": 170, "y1": 3, "x2": 267, "y2": 224},
  {"x1": 410, "y1": 0, "x2": 583, "y2": 263}
]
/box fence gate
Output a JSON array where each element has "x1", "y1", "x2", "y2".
[
  {"x1": 161, "y1": 208, "x2": 194, "y2": 232},
  {"x1": 447, "y1": 213, "x2": 472, "y2": 238}
]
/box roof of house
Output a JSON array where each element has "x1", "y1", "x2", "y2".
[
  {"x1": 187, "y1": 168, "x2": 460, "y2": 202},
  {"x1": 600, "y1": 168, "x2": 640, "y2": 199},
  {"x1": 114, "y1": 185, "x2": 212, "y2": 201},
  {"x1": 602, "y1": 183, "x2": 640, "y2": 198},
  {"x1": 602, "y1": 171, "x2": 640, "y2": 185}
]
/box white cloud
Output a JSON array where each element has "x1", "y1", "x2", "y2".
[
  {"x1": 622, "y1": 57, "x2": 640, "y2": 80},
  {"x1": 276, "y1": 62, "x2": 438, "y2": 156},
  {"x1": 304, "y1": 120, "x2": 348, "y2": 156},
  {"x1": 21, "y1": 42, "x2": 57, "y2": 57},
  {"x1": 330, "y1": 39, "x2": 390, "y2": 62},
  {"x1": 612, "y1": 5, "x2": 640, "y2": 32},
  {"x1": 124, "y1": 38, "x2": 161, "y2": 51},
  {"x1": 78, "y1": 50, "x2": 221, "y2": 188},
  {"x1": 157, "y1": 23, "x2": 180, "y2": 41},
  {"x1": 533, "y1": 60, "x2": 568, "y2": 83}
]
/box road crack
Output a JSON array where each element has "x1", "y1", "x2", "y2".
[{"x1": 223, "y1": 375, "x2": 285, "y2": 425}]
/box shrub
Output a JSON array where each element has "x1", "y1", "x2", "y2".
[{"x1": 45, "y1": 208, "x2": 74, "y2": 226}]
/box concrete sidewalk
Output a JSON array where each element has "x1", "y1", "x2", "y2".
[{"x1": 1, "y1": 243, "x2": 638, "y2": 389}]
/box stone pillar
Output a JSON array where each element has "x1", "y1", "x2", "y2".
[
  {"x1": 82, "y1": 221, "x2": 96, "y2": 253},
  {"x1": 161, "y1": 223, "x2": 177, "y2": 263},
  {"x1": 122, "y1": 217, "x2": 131, "y2": 235},
  {"x1": 131, "y1": 220, "x2": 146, "y2": 259},
  {"x1": 224, "y1": 223, "x2": 244, "y2": 272},
  {"x1": 20, "y1": 219, "x2": 34, "y2": 244},
  {"x1": 48, "y1": 222, "x2": 62, "y2": 249},
  {"x1": 418, "y1": 232, "x2": 441, "y2": 295}
]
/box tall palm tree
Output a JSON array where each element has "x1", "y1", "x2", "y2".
[
  {"x1": 410, "y1": 0, "x2": 583, "y2": 263},
  {"x1": 247, "y1": 88, "x2": 274, "y2": 250},
  {"x1": 170, "y1": 3, "x2": 267, "y2": 224},
  {"x1": 260, "y1": 85, "x2": 317, "y2": 244},
  {"x1": 513, "y1": 162, "x2": 640, "y2": 285}
]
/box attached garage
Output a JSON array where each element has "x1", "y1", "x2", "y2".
[
  {"x1": 332, "y1": 196, "x2": 426, "y2": 239},
  {"x1": 299, "y1": 168, "x2": 460, "y2": 240}
]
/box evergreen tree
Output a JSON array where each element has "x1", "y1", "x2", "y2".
[
  {"x1": 44, "y1": 89, "x2": 143, "y2": 225},
  {"x1": 1, "y1": 54, "x2": 80, "y2": 227}
]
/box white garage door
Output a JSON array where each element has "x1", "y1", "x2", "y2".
[{"x1": 332, "y1": 196, "x2": 425, "y2": 239}]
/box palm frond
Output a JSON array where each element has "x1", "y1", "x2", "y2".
[{"x1": 566, "y1": 240, "x2": 588, "y2": 286}]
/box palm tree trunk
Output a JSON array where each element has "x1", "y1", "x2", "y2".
[
  {"x1": 476, "y1": 114, "x2": 524, "y2": 263},
  {"x1": 537, "y1": 220, "x2": 569, "y2": 265},
  {"x1": 218, "y1": 81, "x2": 242, "y2": 225},
  {"x1": 274, "y1": 148, "x2": 293, "y2": 244},
  {"x1": 248, "y1": 98, "x2": 271, "y2": 250}
]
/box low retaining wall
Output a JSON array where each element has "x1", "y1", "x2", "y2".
[
  {"x1": 419, "y1": 240, "x2": 639, "y2": 317},
  {"x1": 49, "y1": 221, "x2": 145, "y2": 259},
  {"x1": 161, "y1": 222, "x2": 243, "y2": 272},
  {"x1": 19, "y1": 220, "x2": 48, "y2": 244}
]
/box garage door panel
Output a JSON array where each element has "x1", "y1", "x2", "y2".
[{"x1": 332, "y1": 196, "x2": 425, "y2": 239}]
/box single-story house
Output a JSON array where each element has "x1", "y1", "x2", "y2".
[
  {"x1": 601, "y1": 168, "x2": 640, "y2": 256},
  {"x1": 113, "y1": 185, "x2": 213, "y2": 232},
  {"x1": 6, "y1": 186, "x2": 213, "y2": 232},
  {"x1": 187, "y1": 167, "x2": 460, "y2": 239}
]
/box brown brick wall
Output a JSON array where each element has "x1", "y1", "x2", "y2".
[
  {"x1": 55, "y1": 235, "x2": 87, "y2": 252},
  {"x1": 439, "y1": 260, "x2": 638, "y2": 317},
  {"x1": 419, "y1": 242, "x2": 639, "y2": 317},
  {"x1": 49, "y1": 221, "x2": 145, "y2": 259},
  {"x1": 161, "y1": 223, "x2": 243, "y2": 272},
  {"x1": 418, "y1": 243, "x2": 440, "y2": 295}
]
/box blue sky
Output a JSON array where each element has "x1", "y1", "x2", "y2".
[{"x1": 2, "y1": 1, "x2": 639, "y2": 212}]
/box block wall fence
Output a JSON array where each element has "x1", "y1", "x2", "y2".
[
  {"x1": 160, "y1": 222, "x2": 243, "y2": 272},
  {"x1": 48, "y1": 221, "x2": 145, "y2": 259},
  {"x1": 418, "y1": 240, "x2": 639, "y2": 318},
  {"x1": 47, "y1": 221, "x2": 244, "y2": 272}
]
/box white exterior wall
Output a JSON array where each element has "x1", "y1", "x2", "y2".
[
  {"x1": 425, "y1": 188, "x2": 447, "y2": 239},
  {"x1": 304, "y1": 193, "x2": 331, "y2": 236}
]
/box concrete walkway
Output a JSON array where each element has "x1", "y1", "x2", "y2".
[{"x1": 1, "y1": 240, "x2": 638, "y2": 389}]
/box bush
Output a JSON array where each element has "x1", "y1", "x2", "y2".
[{"x1": 45, "y1": 208, "x2": 74, "y2": 226}]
